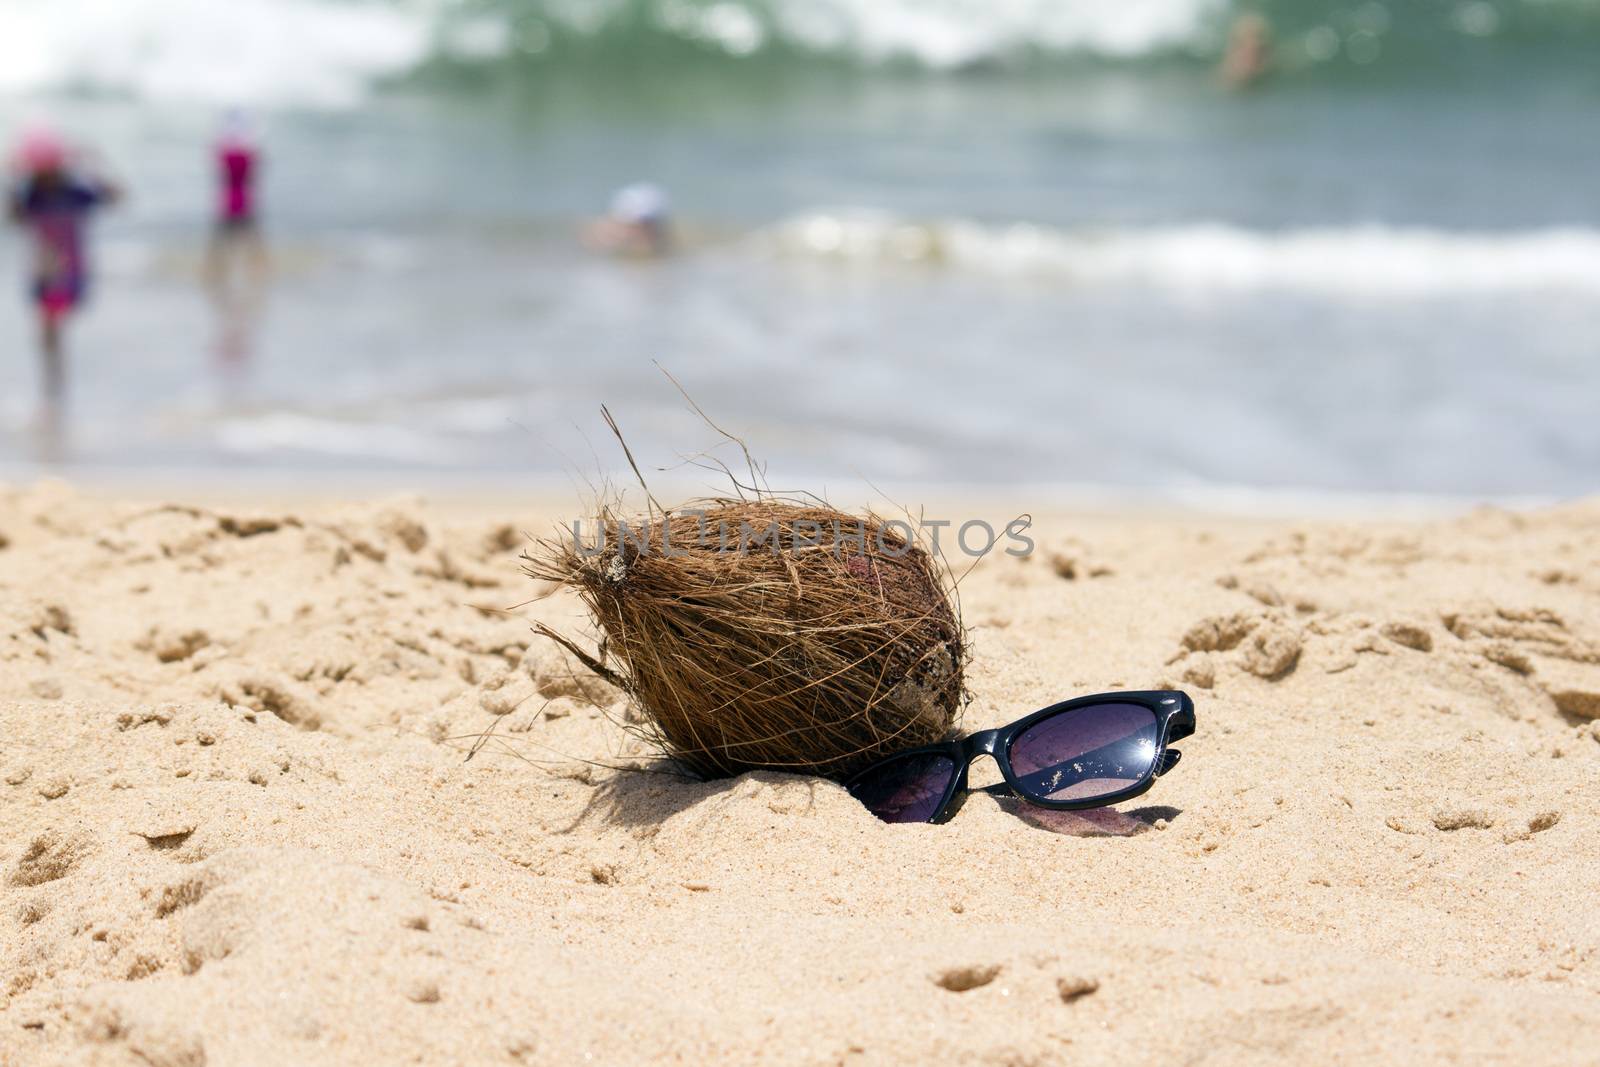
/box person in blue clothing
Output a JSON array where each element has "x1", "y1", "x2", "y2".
[{"x1": 7, "y1": 126, "x2": 121, "y2": 421}]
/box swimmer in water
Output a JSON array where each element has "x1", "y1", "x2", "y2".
[
  {"x1": 1220, "y1": 13, "x2": 1273, "y2": 90},
  {"x1": 205, "y1": 109, "x2": 268, "y2": 300},
  {"x1": 583, "y1": 182, "x2": 672, "y2": 258},
  {"x1": 6, "y1": 126, "x2": 121, "y2": 423}
]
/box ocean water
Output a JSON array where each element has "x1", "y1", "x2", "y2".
[{"x1": 1, "y1": 0, "x2": 1598, "y2": 498}]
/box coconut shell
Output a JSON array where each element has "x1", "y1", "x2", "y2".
[{"x1": 526, "y1": 500, "x2": 965, "y2": 778}]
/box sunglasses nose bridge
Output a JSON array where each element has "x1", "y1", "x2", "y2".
[
  {"x1": 953, "y1": 731, "x2": 1008, "y2": 801},
  {"x1": 962, "y1": 728, "x2": 1003, "y2": 759}
]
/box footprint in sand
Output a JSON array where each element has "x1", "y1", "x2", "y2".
[
  {"x1": 9, "y1": 830, "x2": 93, "y2": 887},
  {"x1": 1173, "y1": 611, "x2": 1301, "y2": 681}
]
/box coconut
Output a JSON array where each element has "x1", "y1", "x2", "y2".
[{"x1": 525, "y1": 499, "x2": 965, "y2": 778}]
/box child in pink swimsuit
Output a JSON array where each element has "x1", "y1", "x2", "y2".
[
  {"x1": 218, "y1": 128, "x2": 258, "y2": 230},
  {"x1": 206, "y1": 110, "x2": 267, "y2": 299}
]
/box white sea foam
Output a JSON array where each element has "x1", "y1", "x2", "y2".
[
  {"x1": 764, "y1": 212, "x2": 1600, "y2": 296},
  {"x1": 773, "y1": 0, "x2": 1221, "y2": 65},
  {"x1": 0, "y1": 0, "x2": 1223, "y2": 104},
  {"x1": 0, "y1": 0, "x2": 430, "y2": 106}
]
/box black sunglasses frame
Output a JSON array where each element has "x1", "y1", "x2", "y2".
[{"x1": 845, "y1": 690, "x2": 1196, "y2": 824}]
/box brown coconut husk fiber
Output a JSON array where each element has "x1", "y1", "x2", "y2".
[{"x1": 525, "y1": 499, "x2": 967, "y2": 779}]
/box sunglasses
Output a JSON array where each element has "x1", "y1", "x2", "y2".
[{"x1": 845, "y1": 690, "x2": 1196, "y2": 824}]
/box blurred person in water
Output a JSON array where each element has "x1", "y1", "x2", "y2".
[
  {"x1": 205, "y1": 108, "x2": 268, "y2": 300},
  {"x1": 584, "y1": 182, "x2": 672, "y2": 258},
  {"x1": 6, "y1": 125, "x2": 120, "y2": 424},
  {"x1": 1220, "y1": 12, "x2": 1273, "y2": 89}
]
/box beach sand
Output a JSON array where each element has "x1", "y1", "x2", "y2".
[{"x1": 2, "y1": 481, "x2": 1599, "y2": 1065}]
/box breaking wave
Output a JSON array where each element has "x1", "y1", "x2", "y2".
[
  {"x1": 763, "y1": 212, "x2": 1600, "y2": 296},
  {"x1": 3, "y1": 0, "x2": 1596, "y2": 105}
]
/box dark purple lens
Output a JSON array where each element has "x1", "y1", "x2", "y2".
[
  {"x1": 847, "y1": 753, "x2": 957, "y2": 823},
  {"x1": 1008, "y1": 703, "x2": 1159, "y2": 803}
]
